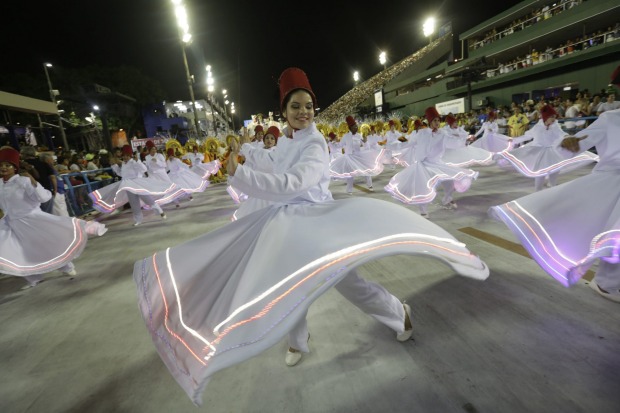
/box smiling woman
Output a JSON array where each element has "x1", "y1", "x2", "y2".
[{"x1": 132, "y1": 67, "x2": 489, "y2": 406}]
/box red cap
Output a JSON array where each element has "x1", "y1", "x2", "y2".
[
  {"x1": 345, "y1": 116, "x2": 357, "y2": 128},
  {"x1": 611, "y1": 65, "x2": 620, "y2": 86},
  {"x1": 445, "y1": 114, "x2": 457, "y2": 126},
  {"x1": 414, "y1": 119, "x2": 423, "y2": 130},
  {"x1": 166, "y1": 148, "x2": 175, "y2": 157},
  {"x1": 145, "y1": 140, "x2": 155, "y2": 149},
  {"x1": 266, "y1": 126, "x2": 281, "y2": 139},
  {"x1": 487, "y1": 111, "x2": 497, "y2": 120},
  {"x1": 540, "y1": 104, "x2": 557, "y2": 122},
  {"x1": 388, "y1": 120, "x2": 395, "y2": 127},
  {"x1": 424, "y1": 107, "x2": 440, "y2": 122},
  {"x1": 328, "y1": 132, "x2": 336, "y2": 139},
  {"x1": 278, "y1": 67, "x2": 317, "y2": 111},
  {"x1": 254, "y1": 125, "x2": 264, "y2": 133},
  {"x1": 121, "y1": 145, "x2": 133, "y2": 156},
  {"x1": 0, "y1": 147, "x2": 20, "y2": 172}
]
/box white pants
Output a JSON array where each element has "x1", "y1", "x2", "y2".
[
  {"x1": 127, "y1": 193, "x2": 164, "y2": 225},
  {"x1": 52, "y1": 193, "x2": 70, "y2": 217},
  {"x1": 596, "y1": 260, "x2": 620, "y2": 294},
  {"x1": 534, "y1": 173, "x2": 558, "y2": 191},
  {"x1": 23, "y1": 262, "x2": 75, "y2": 286},
  {"x1": 288, "y1": 268, "x2": 405, "y2": 352},
  {"x1": 346, "y1": 176, "x2": 373, "y2": 193}
]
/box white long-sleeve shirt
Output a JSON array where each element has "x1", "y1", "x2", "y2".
[
  {"x1": 230, "y1": 122, "x2": 333, "y2": 205},
  {"x1": 340, "y1": 132, "x2": 365, "y2": 155},
  {"x1": 0, "y1": 175, "x2": 51, "y2": 220},
  {"x1": 575, "y1": 109, "x2": 620, "y2": 172},
  {"x1": 474, "y1": 120, "x2": 499, "y2": 137},
  {"x1": 145, "y1": 153, "x2": 169, "y2": 180},
  {"x1": 112, "y1": 159, "x2": 148, "y2": 179}
]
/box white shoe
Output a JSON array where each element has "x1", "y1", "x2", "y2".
[
  {"x1": 347, "y1": 192, "x2": 353, "y2": 196},
  {"x1": 590, "y1": 281, "x2": 620, "y2": 303},
  {"x1": 160, "y1": 213, "x2": 167, "y2": 220},
  {"x1": 133, "y1": 222, "x2": 142, "y2": 227},
  {"x1": 285, "y1": 350, "x2": 303, "y2": 366},
  {"x1": 396, "y1": 303, "x2": 413, "y2": 342},
  {"x1": 21, "y1": 281, "x2": 40, "y2": 290},
  {"x1": 368, "y1": 186, "x2": 374, "y2": 192},
  {"x1": 64, "y1": 269, "x2": 77, "y2": 279}
]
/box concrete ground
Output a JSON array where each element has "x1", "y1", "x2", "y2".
[{"x1": 1, "y1": 162, "x2": 619, "y2": 413}]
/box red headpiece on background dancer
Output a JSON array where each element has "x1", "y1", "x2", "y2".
[
  {"x1": 122, "y1": 145, "x2": 134, "y2": 156},
  {"x1": 424, "y1": 107, "x2": 440, "y2": 122},
  {"x1": 0, "y1": 147, "x2": 20, "y2": 172},
  {"x1": 540, "y1": 104, "x2": 557, "y2": 122}
]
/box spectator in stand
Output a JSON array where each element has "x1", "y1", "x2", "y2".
[
  {"x1": 588, "y1": 94, "x2": 602, "y2": 115},
  {"x1": 596, "y1": 92, "x2": 620, "y2": 115},
  {"x1": 20, "y1": 147, "x2": 56, "y2": 214},
  {"x1": 507, "y1": 106, "x2": 530, "y2": 137},
  {"x1": 69, "y1": 154, "x2": 83, "y2": 172},
  {"x1": 524, "y1": 101, "x2": 539, "y2": 123}
]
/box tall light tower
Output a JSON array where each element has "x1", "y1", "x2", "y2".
[
  {"x1": 379, "y1": 51, "x2": 387, "y2": 71},
  {"x1": 43, "y1": 63, "x2": 69, "y2": 149},
  {"x1": 172, "y1": 0, "x2": 201, "y2": 137},
  {"x1": 423, "y1": 17, "x2": 436, "y2": 43},
  {"x1": 353, "y1": 71, "x2": 360, "y2": 85},
  {"x1": 206, "y1": 65, "x2": 216, "y2": 135}
]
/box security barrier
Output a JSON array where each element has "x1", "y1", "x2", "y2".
[{"x1": 60, "y1": 168, "x2": 117, "y2": 217}]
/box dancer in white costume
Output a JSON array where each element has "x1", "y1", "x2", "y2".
[
  {"x1": 385, "y1": 107, "x2": 479, "y2": 217},
  {"x1": 89, "y1": 145, "x2": 182, "y2": 226},
  {"x1": 166, "y1": 148, "x2": 209, "y2": 200},
  {"x1": 441, "y1": 114, "x2": 494, "y2": 168},
  {"x1": 470, "y1": 111, "x2": 515, "y2": 154},
  {"x1": 494, "y1": 105, "x2": 598, "y2": 191},
  {"x1": 489, "y1": 65, "x2": 620, "y2": 302},
  {"x1": 0, "y1": 147, "x2": 107, "y2": 289},
  {"x1": 329, "y1": 115, "x2": 384, "y2": 194},
  {"x1": 132, "y1": 68, "x2": 488, "y2": 406}
]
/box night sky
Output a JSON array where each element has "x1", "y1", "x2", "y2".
[{"x1": 5, "y1": 0, "x2": 522, "y2": 122}]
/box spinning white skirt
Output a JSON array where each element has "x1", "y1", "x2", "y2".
[
  {"x1": 489, "y1": 170, "x2": 620, "y2": 287},
  {"x1": 88, "y1": 178, "x2": 186, "y2": 213},
  {"x1": 470, "y1": 132, "x2": 514, "y2": 154},
  {"x1": 133, "y1": 197, "x2": 489, "y2": 405},
  {"x1": 442, "y1": 146, "x2": 495, "y2": 167},
  {"x1": 385, "y1": 160, "x2": 478, "y2": 205},
  {"x1": 329, "y1": 149, "x2": 385, "y2": 180},
  {"x1": 0, "y1": 211, "x2": 107, "y2": 277},
  {"x1": 190, "y1": 160, "x2": 221, "y2": 180},
  {"x1": 494, "y1": 145, "x2": 598, "y2": 177}
]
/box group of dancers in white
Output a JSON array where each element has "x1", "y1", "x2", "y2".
[{"x1": 1, "y1": 65, "x2": 618, "y2": 406}]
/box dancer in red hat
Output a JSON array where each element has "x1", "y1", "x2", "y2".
[
  {"x1": 133, "y1": 68, "x2": 488, "y2": 406},
  {"x1": 385, "y1": 107, "x2": 479, "y2": 217},
  {"x1": 470, "y1": 110, "x2": 516, "y2": 153},
  {"x1": 441, "y1": 114, "x2": 494, "y2": 168},
  {"x1": 494, "y1": 104, "x2": 598, "y2": 191},
  {"x1": 329, "y1": 115, "x2": 385, "y2": 194},
  {"x1": 89, "y1": 145, "x2": 183, "y2": 226},
  {"x1": 165, "y1": 148, "x2": 209, "y2": 202},
  {"x1": 490, "y1": 64, "x2": 620, "y2": 301},
  {"x1": 0, "y1": 146, "x2": 107, "y2": 289}
]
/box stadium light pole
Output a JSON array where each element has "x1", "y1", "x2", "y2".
[
  {"x1": 43, "y1": 63, "x2": 69, "y2": 149},
  {"x1": 379, "y1": 51, "x2": 387, "y2": 71},
  {"x1": 423, "y1": 17, "x2": 436, "y2": 43},
  {"x1": 172, "y1": 0, "x2": 201, "y2": 138},
  {"x1": 353, "y1": 71, "x2": 360, "y2": 85}
]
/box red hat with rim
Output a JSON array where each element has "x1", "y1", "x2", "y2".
[
  {"x1": 0, "y1": 147, "x2": 20, "y2": 172},
  {"x1": 611, "y1": 64, "x2": 620, "y2": 85},
  {"x1": 266, "y1": 126, "x2": 281, "y2": 139},
  {"x1": 540, "y1": 104, "x2": 557, "y2": 122},
  {"x1": 487, "y1": 111, "x2": 497, "y2": 120},
  {"x1": 345, "y1": 116, "x2": 357, "y2": 128},
  {"x1": 424, "y1": 107, "x2": 440, "y2": 122},
  {"x1": 254, "y1": 125, "x2": 264, "y2": 133},
  {"x1": 278, "y1": 68, "x2": 317, "y2": 112},
  {"x1": 445, "y1": 114, "x2": 457, "y2": 126},
  {"x1": 166, "y1": 148, "x2": 175, "y2": 157},
  {"x1": 145, "y1": 140, "x2": 155, "y2": 149},
  {"x1": 121, "y1": 145, "x2": 133, "y2": 156},
  {"x1": 328, "y1": 132, "x2": 336, "y2": 139}
]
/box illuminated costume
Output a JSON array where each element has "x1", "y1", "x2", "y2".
[
  {"x1": 132, "y1": 68, "x2": 488, "y2": 405},
  {"x1": 0, "y1": 147, "x2": 107, "y2": 288},
  {"x1": 489, "y1": 66, "x2": 620, "y2": 299},
  {"x1": 494, "y1": 105, "x2": 598, "y2": 191},
  {"x1": 329, "y1": 116, "x2": 384, "y2": 193},
  {"x1": 385, "y1": 107, "x2": 478, "y2": 216},
  {"x1": 441, "y1": 115, "x2": 494, "y2": 167},
  {"x1": 470, "y1": 111, "x2": 515, "y2": 154}
]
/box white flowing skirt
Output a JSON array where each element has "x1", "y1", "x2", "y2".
[
  {"x1": 133, "y1": 197, "x2": 489, "y2": 405},
  {"x1": 489, "y1": 170, "x2": 620, "y2": 287},
  {"x1": 88, "y1": 178, "x2": 185, "y2": 213},
  {"x1": 442, "y1": 146, "x2": 495, "y2": 167},
  {"x1": 190, "y1": 160, "x2": 221, "y2": 180},
  {"x1": 494, "y1": 145, "x2": 598, "y2": 177},
  {"x1": 0, "y1": 210, "x2": 107, "y2": 276},
  {"x1": 169, "y1": 169, "x2": 210, "y2": 194},
  {"x1": 385, "y1": 160, "x2": 478, "y2": 205},
  {"x1": 470, "y1": 132, "x2": 513, "y2": 154},
  {"x1": 329, "y1": 149, "x2": 385, "y2": 179}
]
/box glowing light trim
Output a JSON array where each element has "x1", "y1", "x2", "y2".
[
  {"x1": 146, "y1": 233, "x2": 482, "y2": 366},
  {"x1": 0, "y1": 218, "x2": 85, "y2": 272},
  {"x1": 329, "y1": 149, "x2": 386, "y2": 178},
  {"x1": 495, "y1": 151, "x2": 599, "y2": 177},
  {"x1": 385, "y1": 170, "x2": 477, "y2": 204}
]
